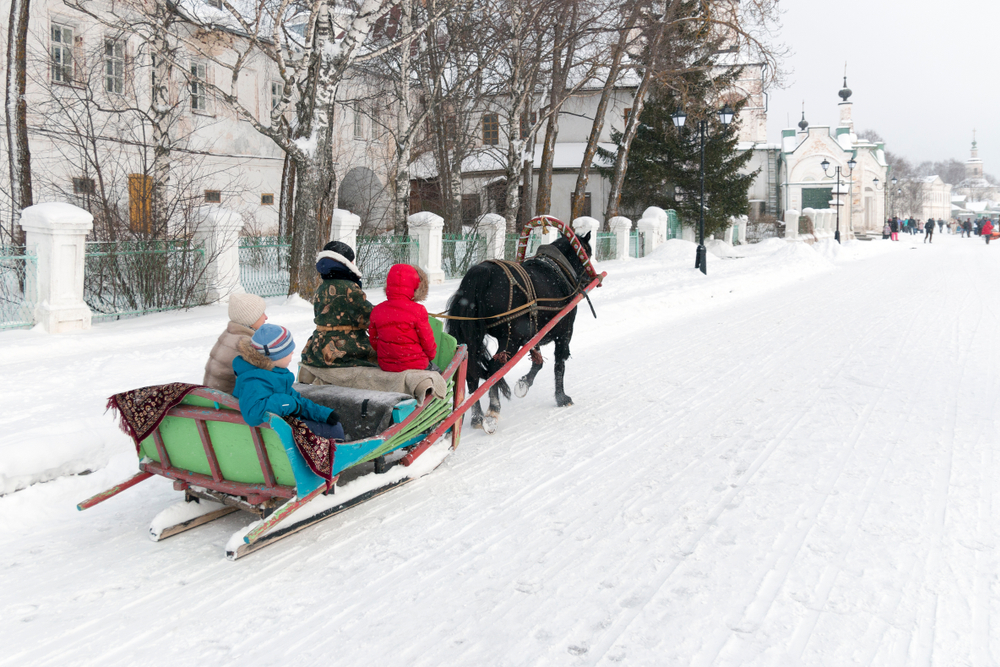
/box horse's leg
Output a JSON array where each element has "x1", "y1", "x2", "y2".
[
  {"x1": 515, "y1": 347, "x2": 544, "y2": 398},
  {"x1": 483, "y1": 383, "x2": 501, "y2": 434},
  {"x1": 553, "y1": 336, "x2": 573, "y2": 407},
  {"x1": 468, "y1": 370, "x2": 484, "y2": 429},
  {"x1": 481, "y1": 345, "x2": 509, "y2": 435}
]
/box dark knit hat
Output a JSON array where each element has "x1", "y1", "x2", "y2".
[
  {"x1": 322, "y1": 241, "x2": 355, "y2": 263},
  {"x1": 250, "y1": 323, "x2": 295, "y2": 361}
]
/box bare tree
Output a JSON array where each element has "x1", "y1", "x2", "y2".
[{"x1": 5, "y1": 0, "x2": 33, "y2": 242}]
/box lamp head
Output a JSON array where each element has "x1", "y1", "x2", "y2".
[
  {"x1": 671, "y1": 109, "x2": 687, "y2": 128},
  {"x1": 820, "y1": 158, "x2": 831, "y2": 173},
  {"x1": 718, "y1": 104, "x2": 735, "y2": 126},
  {"x1": 847, "y1": 158, "x2": 857, "y2": 171}
]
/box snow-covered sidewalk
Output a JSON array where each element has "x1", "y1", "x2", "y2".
[{"x1": 2, "y1": 231, "x2": 996, "y2": 666}]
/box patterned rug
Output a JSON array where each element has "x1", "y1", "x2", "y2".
[
  {"x1": 283, "y1": 417, "x2": 338, "y2": 482},
  {"x1": 106, "y1": 383, "x2": 201, "y2": 453}
]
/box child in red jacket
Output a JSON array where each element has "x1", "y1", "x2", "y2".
[{"x1": 369, "y1": 264, "x2": 437, "y2": 372}]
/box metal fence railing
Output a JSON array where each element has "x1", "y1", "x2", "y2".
[
  {"x1": 442, "y1": 233, "x2": 487, "y2": 280},
  {"x1": 0, "y1": 246, "x2": 37, "y2": 330},
  {"x1": 356, "y1": 236, "x2": 419, "y2": 287},
  {"x1": 84, "y1": 240, "x2": 207, "y2": 322},
  {"x1": 666, "y1": 209, "x2": 681, "y2": 240},
  {"x1": 240, "y1": 236, "x2": 291, "y2": 298},
  {"x1": 595, "y1": 232, "x2": 616, "y2": 261},
  {"x1": 504, "y1": 232, "x2": 543, "y2": 261},
  {"x1": 630, "y1": 231, "x2": 646, "y2": 258}
]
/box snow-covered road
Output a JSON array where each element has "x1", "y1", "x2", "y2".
[{"x1": 1, "y1": 232, "x2": 997, "y2": 666}]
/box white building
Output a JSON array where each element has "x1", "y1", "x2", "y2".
[
  {"x1": 0, "y1": 0, "x2": 400, "y2": 238},
  {"x1": 777, "y1": 80, "x2": 888, "y2": 238},
  {"x1": 898, "y1": 176, "x2": 952, "y2": 221}
]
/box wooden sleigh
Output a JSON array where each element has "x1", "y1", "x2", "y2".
[
  {"x1": 79, "y1": 333, "x2": 469, "y2": 560},
  {"x1": 78, "y1": 216, "x2": 605, "y2": 560}
]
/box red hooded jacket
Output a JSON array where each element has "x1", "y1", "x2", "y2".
[
  {"x1": 983, "y1": 221, "x2": 994, "y2": 237},
  {"x1": 369, "y1": 265, "x2": 437, "y2": 372}
]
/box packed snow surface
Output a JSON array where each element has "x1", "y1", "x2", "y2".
[{"x1": 2, "y1": 231, "x2": 997, "y2": 665}]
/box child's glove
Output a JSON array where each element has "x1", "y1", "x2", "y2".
[{"x1": 326, "y1": 410, "x2": 340, "y2": 426}]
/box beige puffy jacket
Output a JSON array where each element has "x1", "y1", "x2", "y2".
[{"x1": 203, "y1": 321, "x2": 256, "y2": 394}]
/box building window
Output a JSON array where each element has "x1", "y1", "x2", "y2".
[
  {"x1": 261, "y1": 193, "x2": 274, "y2": 205},
  {"x1": 354, "y1": 104, "x2": 364, "y2": 139},
  {"x1": 190, "y1": 62, "x2": 207, "y2": 112},
  {"x1": 205, "y1": 0, "x2": 223, "y2": 7},
  {"x1": 128, "y1": 174, "x2": 152, "y2": 234},
  {"x1": 104, "y1": 39, "x2": 124, "y2": 94},
  {"x1": 623, "y1": 107, "x2": 632, "y2": 127},
  {"x1": 371, "y1": 105, "x2": 381, "y2": 140},
  {"x1": 270, "y1": 81, "x2": 282, "y2": 110},
  {"x1": 204, "y1": 190, "x2": 221, "y2": 203},
  {"x1": 461, "y1": 194, "x2": 480, "y2": 227},
  {"x1": 73, "y1": 177, "x2": 95, "y2": 195},
  {"x1": 571, "y1": 192, "x2": 592, "y2": 217},
  {"x1": 482, "y1": 113, "x2": 499, "y2": 146},
  {"x1": 520, "y1": 111, "x2": 537, "y2": 139},
  {"x1": 51, "y1": 23, "x2": 74, "y2": 84}
]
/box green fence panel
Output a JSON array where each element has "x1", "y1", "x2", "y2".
[
  {"x1": 0, "y1": 246, "x2": 37, "y2": 330},
  {"x1": 503, "y1": 232, "x2": 542, "y2": 261},
  {"x1": 84, "y1": 240, "x2": 207, "y2": 322},
  {"x1": 356, "y1": 236, "x2": 419, "y2": 287},
  {"x1": 595, "y1": 232, "x2": 616, "y2": 261},
  {"x1": 629, "y1": 231, "x2": 645, "y2": 258},
  {"x1": 666, "y1": 210, "x2": 681, "y2": 240},
  {"x1": 442, "y1": 233, "x2": 486, "y2": 279},
  {"x1": 240, "y1": 236, "x2": 291, "y2": 298}
]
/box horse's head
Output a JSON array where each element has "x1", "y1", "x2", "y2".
[{"x1": 551, "y1": 230, "x2": 592, "y2": 278}]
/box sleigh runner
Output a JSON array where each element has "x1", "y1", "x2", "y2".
[{"x1": 79, "y1": 216, "x2": 605, "y2": 559}]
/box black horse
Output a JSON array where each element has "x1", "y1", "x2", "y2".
[{"x1": 446, "y1": 232, "x2": 593, "y2": 433}]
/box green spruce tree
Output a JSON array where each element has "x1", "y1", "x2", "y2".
[{"x1": 600, "y1": 73, "x2": 758, "y2": 240}]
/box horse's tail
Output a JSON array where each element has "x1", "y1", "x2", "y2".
[{"x1": 446, "y1": 264, "x2": 511, "y2": 399}]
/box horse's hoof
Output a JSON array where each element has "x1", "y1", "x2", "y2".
[
  {"x1": 514, "y1": 379, "x2": 530, "y2": 398},
  {"x1": 556, "y1": 396, "x2": 573, "y2": 407},
  {"x1": 471, "y1": 415, "x2": 483, "y2": 429},
  {"x1": 482, "y1": 415, "x2": 498, "y2": 434}
]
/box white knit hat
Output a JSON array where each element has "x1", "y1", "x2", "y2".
[{"x1": 228, "y1": 293, "x2": 266, "y2": 327}]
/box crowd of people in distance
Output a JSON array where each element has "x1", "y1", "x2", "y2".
[{"x1": 882, "y1": 217, "x2": 997, "y2": 244}]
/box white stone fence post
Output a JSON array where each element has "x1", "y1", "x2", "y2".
[
  {"x1": 329, "y1": 208, "x2": 362, "y2": 252},
  {"x1": 20, "y1": 203, "x2": 93, "y2": 333},
  {"x1": 194, "y1": 205, "x2": 245, "y2": 303},
  {"x1": 637, "y1": 206, "x2": 668, "y2": 255},
  {"x1": 407, "y1": 211, "x2": 445, "y2": 284},
  {"x1": 608, "y1": 216, "x2": 632, "y2": 260},
  {"x1": 784, "y1": 209, "x2": 800, "y2": 240},
  {"x1": 478, "y1": 213, "x2": 507, "y2": 259}
]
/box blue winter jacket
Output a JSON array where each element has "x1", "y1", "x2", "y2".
[{"x1": 232, "y1": 355, "x2": 333, "y2": 427}]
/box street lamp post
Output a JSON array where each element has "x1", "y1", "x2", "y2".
[
  {"x1": 671, "y1": 104, "x2": 735, "y2": 275},
  {"x1": 873, "y1": 175, "x2": 897, "y2": 228},
  {"x1": 821, "y1": 157, "x2": 857, "y2": 243}
]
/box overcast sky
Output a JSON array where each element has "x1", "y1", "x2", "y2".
[{"x1": 767, "y1": 2, "x2": 1000, "y2": 174}]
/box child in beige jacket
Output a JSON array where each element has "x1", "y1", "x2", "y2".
[{"x1": 203, "y1": 293, "x2": 267, "y2": 394}]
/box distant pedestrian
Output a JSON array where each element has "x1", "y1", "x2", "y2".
[
  {"x1": 983, "y1": 219, "x2": 994, "y2": 245},
  {"x1": 938, "y1": 219, "x2": 944, "y2": 233},
  {"x1": 889, "y1": 218, "x2": 900, "y2": 241},
  {"x1": 883, "y1": 221, "x2": 891, "y2": 240},
  {"x1": 924, "y1": 218, "x2": 935, "y2": 243},
  {"x1": 963, "y1": 220, "x2": 973, "y2": 237}
]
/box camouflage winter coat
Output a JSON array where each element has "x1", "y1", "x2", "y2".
[{"x1": 300, "y1": 279, "x2": 378, "y2": 368}]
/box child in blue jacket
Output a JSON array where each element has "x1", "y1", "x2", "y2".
[{"x1": 233, "y1": 324, "x2": 344, "y2": 440}]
